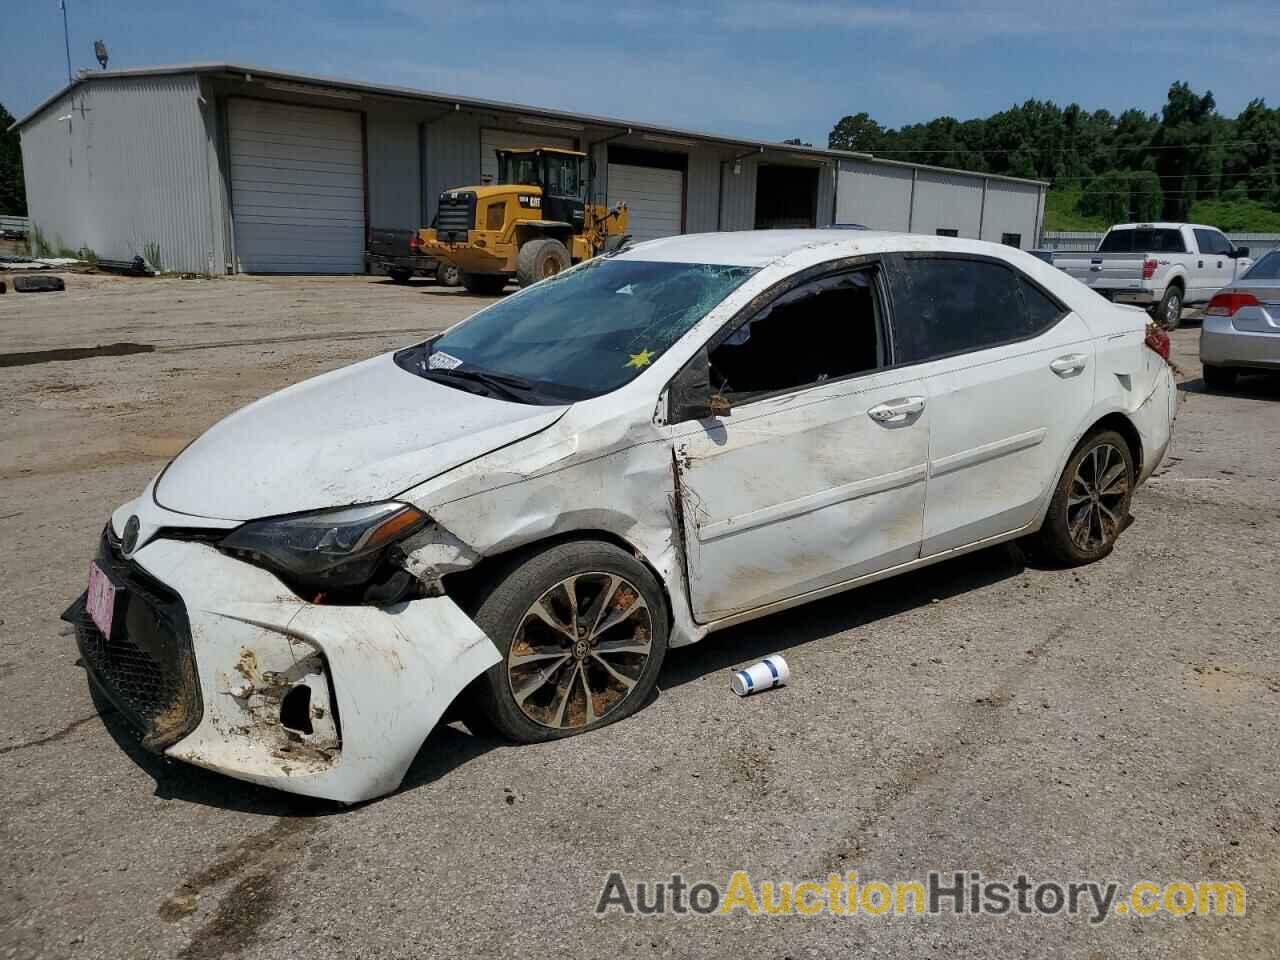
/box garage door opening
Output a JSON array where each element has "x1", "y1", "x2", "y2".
[
  {"x1": 755, "y1": 165, "x2": 818, "y2": 230},
  {"x1": 607, "y1": 146, "x2": 686, "y2": 244}
]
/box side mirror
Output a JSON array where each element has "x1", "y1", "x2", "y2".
[
  {"x1": 668, "y1": 347, "x2": 731, "y2": 422},
  {"x1": 1235, "y1": 246, "x2": 1250, "y2": 259}
]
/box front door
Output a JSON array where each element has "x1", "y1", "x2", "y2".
[
  {"x1": 669, "y1": 263, "x2": 930, "y2": 622},
  {"x1": 887, "y1": 254, "x2": 1095, "y2": 556}
]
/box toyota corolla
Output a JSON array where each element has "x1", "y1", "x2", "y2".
[{"x1": 64, "y1": 231, "x2": 1176, "y2": 802}]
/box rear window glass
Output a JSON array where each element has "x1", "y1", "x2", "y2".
[
  {"x1": 1098, "y1": 229, "x2": 1185, "y2": 254},
  {"x1": 1243, "y1": 251, "x2": 1280, "y2": 281}
]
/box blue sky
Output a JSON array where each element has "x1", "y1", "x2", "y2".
[{"x1": 4, "y1": 1, "x2": 1277, "y2": 141}]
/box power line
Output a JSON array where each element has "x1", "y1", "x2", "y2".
[{"x1": 842, "y1": 139, "x2": 1280, "y2": 156}]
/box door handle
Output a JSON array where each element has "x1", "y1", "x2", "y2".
[
  {"x1": 1050, "y1": 353, "x2": 1088, "y2": 377},
  {"x1": 868, "y1": 396, "x2": 926, "y2": 423}
]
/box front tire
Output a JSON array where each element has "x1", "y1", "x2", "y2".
[
  {"x1": 1154, "y1": 285, "x2": 1183, "y2": 330},
  {"x1": 516, "y1": 237, "x2": 571, "y2": 287},
  {"x1": 461, "y1": 272, "x2": 508, "y2": 295},
  {"x1": 471, "y1": 541, "x2": 668, "y2": 743},
  {"x1": 1202, "y1": 363, "x2": 1237, "y2": 391},
  {"x1": 1035, "y1": 430, "x2": 1135, "y2": 566},
  {"x1": 434, "y1": 263, "x2": 461, "y2": 287}
]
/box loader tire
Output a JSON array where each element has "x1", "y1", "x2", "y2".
[
  {"x1": 14, "y1": 275, "x2": 65, "y2": 293},
  {"x1": 516, "y1": 238, "x2": 570, "y2": 287}
]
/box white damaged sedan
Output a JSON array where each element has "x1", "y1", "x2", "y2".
[{"x1": 66, "y1": 231, "x2": 1176, "y2": 802}]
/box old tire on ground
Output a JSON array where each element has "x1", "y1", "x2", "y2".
[
  {"x1": 1035, "y1": 429, "x2": 1135, "y2": 567},
  {"x1": 1202, "y1": 364, "x2": 1237, "y2": 391},
  {"x1": 461, "y1": 272, "x2": 508, "y2": 295},
  {"x1": 434, "y1": 263, "x2": 461, "y2": 287},
  {"x1": 14, "y1": 274, "x2": 65, "y2": 293},
  {"x1": 470, "y1": 540, "x2": 669, "y2": 743},
  {"x1": 1154, "y1": 284, "x2": 1183, "y2": 330},
  {"x1": 516, "y1": 237, "x2": 570, "y2": 287},
  {"x1": 387, "y1": 267, "x2": 412, "y2": 283}
]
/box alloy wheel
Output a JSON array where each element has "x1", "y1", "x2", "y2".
[
  {"x1": 506, "y1": 573, "x2": 653, "y2": 729},
  {"x1": 1068, "y1": 442, "x2": 1129, "y2": 551},
  {"x1": 1164, "y1": 292, "x2": 1181, "y2": 327}
]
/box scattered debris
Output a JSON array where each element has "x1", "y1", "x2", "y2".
[
  {"x1": 731, "y1": 655, "x2": 790, "y2": 696},
  {"x1": 0, "y1": 256, "x2": 82, "y2": 271}
]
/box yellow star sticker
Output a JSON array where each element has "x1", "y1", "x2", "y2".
[{"x1": 625, "y1": 349, "x2": 655, "y2": 369}]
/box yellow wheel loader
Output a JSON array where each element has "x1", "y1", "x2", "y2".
[{"x1": 415, "y1": 147, "x2": 630, "y2": 294}]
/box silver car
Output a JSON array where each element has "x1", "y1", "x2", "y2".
[{"x1": 1200, "y1": 250, "x2": 1280, "y2": 388}]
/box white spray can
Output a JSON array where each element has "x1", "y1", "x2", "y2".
[{"x1": 731, "y1": 654, "x2": 790, "y2": 696}]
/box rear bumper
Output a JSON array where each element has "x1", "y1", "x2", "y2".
[
  {"x1": 365, "y1": 253, "x2": 436, "y2": 273},
  {"x1": 1200, "y1": 316, "x2": 1280, "y2": 370},
  {"x1": 1132, "y1": 362, "x2": 1177, "y2": 485},
  {"x1": 74, "y1": 530, "x2": 501, "y2": 803}
]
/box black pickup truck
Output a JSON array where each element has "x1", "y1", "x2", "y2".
[{"x1": 365, "y1": 227, "x2": 460, "y2": 286}]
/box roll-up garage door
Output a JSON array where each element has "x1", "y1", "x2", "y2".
[
  {"x1": 480, "y1": 129, "x2": 576, "y2": 185},
  {"x1": 607, "y1": 163, "x2": 684, "y2": 243},
  {"x1": 228, "y1": 99, "x2": 365, "y2": 273}
]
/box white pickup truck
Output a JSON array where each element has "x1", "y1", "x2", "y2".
[{"x1": 1055, "y1": 223, "x2": 1253, "y2": 329}]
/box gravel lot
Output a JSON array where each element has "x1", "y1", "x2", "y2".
[{"x1": 2, "y1": 272, "x2": 1278, "y2": 959}]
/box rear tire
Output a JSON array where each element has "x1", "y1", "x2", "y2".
[
  {"x1": 516, "y1": 237, "x2": 571, "y2": 287},
  {"x1": 387, "y1": 267, "x2": 412, "y2": 283},
  {"x1": 1154, "y1": 285, "x2": 1183, "y2": 330},
  {"x1": 1035, "y1": 429, "x2": 1135, "y2": 567},
  {"x1": 461, "y1": 272, "x2": 508, "y2": 295},
  {"x1": 470, "y1": 541, "x2": 668, "y2": 743},
  {"x1": 434, "y1": 263, "x2": 461, "y2": 287},
  {"x1": 1202, "y1": 363, "x2": 1237, "y2": 391}
]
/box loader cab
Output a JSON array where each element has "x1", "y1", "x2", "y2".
[{"x1": 496, "y1": 148, "x2": 587, "y2": 234}]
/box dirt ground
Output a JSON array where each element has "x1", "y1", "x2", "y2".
[{"x1": 2, "y1": 272, "x2": 1279, "y2": 959}]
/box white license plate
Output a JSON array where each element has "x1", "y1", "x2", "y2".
[{"x1": 86, "y1": 562, "x2": 117, "y2": 637}]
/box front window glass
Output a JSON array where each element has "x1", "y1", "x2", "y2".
[
  {"x1": 400, "y1": 259, "x2": 757, "y2": 402},
  {"x1": 1244, "y1": 251, "x2": 1280, "y2": 280},
  {"x1": 503, "y1": 153, "x2": 541, "y2": 186}
]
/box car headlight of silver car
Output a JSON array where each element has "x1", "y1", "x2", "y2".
[{"x1": 220, "y1": 502, "x2": 428, "y2": 592}]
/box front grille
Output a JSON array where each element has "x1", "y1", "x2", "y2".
[
  {"x1": 436, "y1": 191, "x2": 476, "y2": 242},
  {"x1": 75, "y1": 530, "x2": 202, "y2": 751}
]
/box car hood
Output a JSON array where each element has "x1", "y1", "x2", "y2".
[{"x1": 155, "y1": 352, "x2": 568, "y2": 521}]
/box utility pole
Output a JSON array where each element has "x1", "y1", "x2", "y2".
[{"x1": 61, "y1": 0, "x2": 73, "y2": 83}]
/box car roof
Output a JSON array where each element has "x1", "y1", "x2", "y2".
[{"x1": 613, "y1": 230, "x2": 906, "y2": 267}]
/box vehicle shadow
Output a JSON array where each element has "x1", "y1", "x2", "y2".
[
  {"x1": 660, "y1": 541, "x2": 1027, "y2": 689},
  {"x1": 1180, "y1": 372, "x2": 1280, "y2": 399},
  {"x1": 89, "y1": 687, "x2": 338, "y2": 817}
]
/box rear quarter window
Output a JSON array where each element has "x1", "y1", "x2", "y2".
[{"x1": 891, "y1": 257, "x2": 1064, "y2": 364}]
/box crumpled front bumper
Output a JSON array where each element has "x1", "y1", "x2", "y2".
[{"x1": 89, "y1": 537, "x2": 500, "y2": 804}]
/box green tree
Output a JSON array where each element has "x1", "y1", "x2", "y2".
[
  {"x1": 0, "y1": 101, "x2": 27, "y2": 216},
  {"x1": 1152, "y1": 82, "x2": 1219, "y2": 220},
  {"x1": 828, "y1": 112, "x2": 886, "y2": 153}
]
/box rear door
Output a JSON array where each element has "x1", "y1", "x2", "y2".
[
  {"x1": 887, "y1": 254, "x2": 1094, "y2": 556},
  {"x1": 671, "y1": 260, "x2": 929, "y2": 621}
]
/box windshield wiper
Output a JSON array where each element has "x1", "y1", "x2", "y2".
[{"x1": 425, "y1": 367, "x2": 543, "y2": 403}]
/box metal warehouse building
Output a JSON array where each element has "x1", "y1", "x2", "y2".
[{"x1": 13, "y1": 63, "x2": 1047, "y2": 275}]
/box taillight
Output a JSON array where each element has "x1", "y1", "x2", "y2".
[
  {"x1": 1205, "y1": 292, "x2": 1260, "y2": 317},
  {"x1": 408, "y1": 232, "x2": 421, "y2": 253},
  {"x1": 1142, "y1": 258, "x2": 1157, "y2": 280}
]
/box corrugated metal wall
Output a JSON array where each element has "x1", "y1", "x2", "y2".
[
  {"x1": 422, "y1": 112, "x2": 481, "y2": 224},
  {"x1": 719, "y1": 157, "x2": 757, "y2": 231},
  {"x1": 910, "y1": 170, "x2": 985, "y2": 238},
  {"x1": 836, "y1": 159, "x2": 913, "y2": 230},
  {"x1": 980, "y1": 180, "x2": 1042, "y2": 247},
  {"x1": 367, "y1": 110, "x2": 420, "y2": 230},
  {"x1": 19, "y1": 74, "x2": 216, "y2": 274},
  {"x1": 684, "y1": 151, "x2": 720, "y2": 233}
]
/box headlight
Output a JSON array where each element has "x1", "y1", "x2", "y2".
[{"x1": 220, "y1": 502, "x2": 427, "y2": 589}]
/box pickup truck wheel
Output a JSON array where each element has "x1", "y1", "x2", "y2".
[
  {"x1": 434, "y1": 263, "x2": 461, "y2": 287},
  {"x1": 387, "y1": 267, "x2": 412, "y2": 283},
  {"x1": 461, "y1": 272, "x2": 508, "y2": 295},
  {"x1": 1202, "y1": 364, "x2": 1237, "y2": 391},
  {"x1": 471, "y1": 541, "x2": 669, "y2": 743},
  {"x1": 1155, "y1": 286, "x2": 1183, "y2": 330},
  {"x1": 1035, "y1": 430, "x2": 1134, "y2": 567},
  {"x1": 516, "y1": 238, "x2": 570, "y2": 287}
]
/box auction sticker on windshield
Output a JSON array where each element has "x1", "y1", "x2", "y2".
[
  {"x1": 86, "y1": 563, "x2": 117, "y2": 637},
  {"x1": 428, "y1": 350, "x2": 464, "y2": 370}
]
